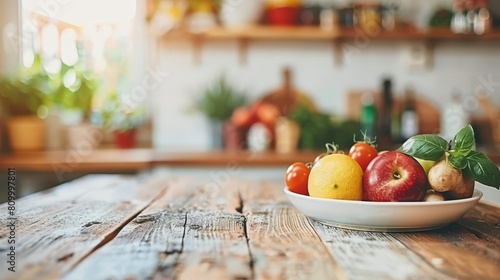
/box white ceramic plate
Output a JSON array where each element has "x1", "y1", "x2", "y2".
[{"x1": 284, "y1": 188, "x2": 483, "y2": 232}]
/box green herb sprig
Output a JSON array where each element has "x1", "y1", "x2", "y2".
[{"x1": 398, "y1": 125, "x2": 500, "y2": 189}]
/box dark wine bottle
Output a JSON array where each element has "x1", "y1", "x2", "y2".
[
  {"x1": 400, "y1": 86, "x2": 419, "y2": 141},
  {"x1": 378, "y1": 78, "x2": 393, "y2": 147}
]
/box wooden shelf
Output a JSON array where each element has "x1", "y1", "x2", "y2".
[
  {"x1": 160, "y1": 26, "x2": 500, "y2": 65},
  {"x1": 2, "y1": 147, "x2": 500, "y2": 172},
  {"x1": 164, "y1": 26, "x2": 500, "y2": 41},
  {"x1": 204, "y1": 26, "x2": 341, "y2": 40},
  {"x1": 0, "y1": 149, "x2": 321, "y2": 172}
]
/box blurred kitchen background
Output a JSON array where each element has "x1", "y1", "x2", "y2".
[{"x1": 1, "y1": 0, "x2": 500, "y2": 202}]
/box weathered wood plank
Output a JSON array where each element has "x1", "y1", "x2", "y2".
[
  {"x1": 173, "y1": 211, "x2": 251, "y2": 280},
  {"x1": 65, "y1": 177, "x2": 251, "y2": 280},
  {"x1": 458, "y1": 203, "x2": 500, "y2": 246},
  {"x1": 312, "y1": 202, "x2": 500, "y2": 280},
  {"x1": 0, "y1": 175, "x2": 127, "y2": 238},
  {"x1": 241, "y1": 180, "x2": 341, "y2": 280},
  {"x1": 391, "y1": 223, "x2": 500, "y2": 279},
  {"x1": 0, "y1": 175, "x2": 167, "y2": 280},
  {"x1": 312, "y1": 222, "x2": 452, "y2": 280}
]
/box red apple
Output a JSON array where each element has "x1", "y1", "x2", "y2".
[{"x1": 363, "y1": 151, "x2": 427, "y2": 202}]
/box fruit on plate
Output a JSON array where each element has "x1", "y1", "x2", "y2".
[
  {"x1": 414, "y1": 157, "x2": 437, "y2": 175},
  {"x1": 285, "y1": 162, "x2": 311, "y2": 195},
  {"x1": 398, "y1": 125, "x2": 500, "y2": 200},
  {"x1": 444, "y1": 176, "x2": 475, "y2": 200},
  {"x1": 349, "y1": 138, "x2": 378, "y2": 171},
  {"x1": 363, "y1": 151, "x2": 427, "y2": 202},
  {"x1": 428, "y1": 159, "x2": 465, "y2": 192},
  {"x1": 423, "y1": 190, "x2": 445, "y2": 202},
  {"x1": 308, "y1": 154, "x2": 363, "y2": 200},
  {"x1": 313, "y1": 142, "x2": 341, "y2": 165}
]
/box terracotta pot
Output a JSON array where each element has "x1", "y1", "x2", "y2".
[
  {"x1": 6, "y1": 116, "x2": 45, "y2": 152},
  {"x1": 223, "y1": 121, "x2": 246, "y2": 151},
  {"x1": 114, "y1": 129, "x2": 137, "y2": 149},
  {"x1": 65, "y1": 123, "x2": 102, "y2": 150}
]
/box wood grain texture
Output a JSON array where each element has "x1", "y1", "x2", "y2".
[
  {"x1": 390, "y1": 204, "x2": 500, "y2": 280},
  {"x1": 0, "y1": 175, "x2": 167, "y2": 280},
  {"x1": 174, "y1": 211, "x2": 251, "y2": 280},
  {"x1": 241, "y1": 180, "x2": 341, "y2": 280},
  {"x1": 66, "y1": 178, "x2": 251, "y2": 280},
  {"x1": 312, "y1": 222, "x2": 452, "y2": 280},
  {"x1": 458, "y1": 203, "x2": 500, "y2": 246},
  {"x1": 2, "y1": 175, "x2": 500, "y2": 280},
  {"x1": 0, "y1": 175, "x2": 130, "y2": 239},
  {"x1": 392, "y1": 224, "x2": 500, "y2": 280}
]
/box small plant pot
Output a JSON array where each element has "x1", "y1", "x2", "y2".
[
  {"x1": 275, "y1": 117, "x2": 300, "y2": 154},
  {"x1": 223, "y1": 121, "x2": 246, "y2": 151},
  {"x1": 65, "y1": 123, "x2": 102, "y2": 151},
  {"x1": 6, "y1": 116, "x2": 46, "y2": 152},
  {"x1": 114, "y1": 129, "x2": 137, "y2": 149}
]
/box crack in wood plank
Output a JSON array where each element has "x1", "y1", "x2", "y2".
[
  {"x1": 174, "y1": 210, "x2": 252, "y2": 280},
  {"x1": 241, "y1": 180, "x2": 341, "y2": 280},
  {"x1": 65, "y1": 177, "x2": 251, "y2": 280},
  {"x1": 4, "y1": 175, "x2": 499, "y2": 280},
  {"x1": 0, "y1": 175, "x2": 168, "y2": 280}
]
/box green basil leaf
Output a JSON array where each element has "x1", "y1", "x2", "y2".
[
  {"x1": 453, "y1": 125, "x2": 475, "y2": 156},
  {"x1": 397, "y1": 134, "x2": 448, "y2": 161},
  {"x1": 465, "y1": 151, "x2": 500, "y2": 189},
  {"x1": 448, "y1": 154, "x2": 467, "y2": 170}
]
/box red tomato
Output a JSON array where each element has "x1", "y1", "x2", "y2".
[
  {"x1": 349, "y1": 143, "x2": 378, "y2": 171},
  {"x1": 285, "y1": 162, "x2": 310, "y2": 195},
  {"x1": 314, "y1": 153, "x2": 327, "y2": 165}
]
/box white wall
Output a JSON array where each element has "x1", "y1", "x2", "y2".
[
  {"x1": 151, "y1": 39, "x2": 500, "y2": 150},
  {"x1": 0, "y1": 0, "x2": 21, "y2": 76},
  {"x1": 149, "y1": 0, "x2": 500, "y2": 150}
]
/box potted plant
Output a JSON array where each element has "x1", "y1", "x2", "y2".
[
  {"x1": 191, "y1": 75, "x2": 248, "y2": 149},
  {"x1": 47, "y1": 60, "x2": 99, "y2": 149},
  {"x1": 0, "y1": 58, "x2": 49, "y2": 152},
  {"x1": 100, "y1": 92, "x2": 146, "y2": 149}
]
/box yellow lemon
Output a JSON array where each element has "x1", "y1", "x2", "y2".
[{"x1": 308, "y1": 154, "x2": 363, "y2": 200}]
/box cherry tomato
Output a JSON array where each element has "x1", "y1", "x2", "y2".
[
  {"x1": 349, "y1": 142, "x2": 378, "y2": 171},
  {"x1": 285, "y1": 162, "x2": 311, "y2": 195},
  {"x1": 314, "y1": 143, "x2": 340, "y2": 165},
  {"x1": 314, "y1": 153, "x2": 327, "y2": 165}
]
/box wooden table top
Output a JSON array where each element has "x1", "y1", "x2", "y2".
[{"x1": 1, "y1": 175, "x2": 499, "y2": 280}]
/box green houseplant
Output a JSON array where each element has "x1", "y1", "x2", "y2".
[
  {"x1": 191, "y1": 75, "x2": 248, "y2": 149},
  {"x1": 100, "y1": 92, "x2": 146, "y2": 149},
  {"x1": 43, "y1": 58, "x2": 99, "y2": 150},
  {"x1": 48, "y1": 61, "x2": 97, "y2": 123},
  {"x1": 0, "y1": 56, "x2": 50, "y2": 152}
]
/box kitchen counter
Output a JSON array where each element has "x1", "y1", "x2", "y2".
[
  {"x1": 1, "y1": 174, "x2": 499, "y2": 279},
  {"x1": 2, "y1": 147, "x2": 500, "y2": 172},
  {"x1": 0, "y1": 149, "x2": 321, "y2": 172}
]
